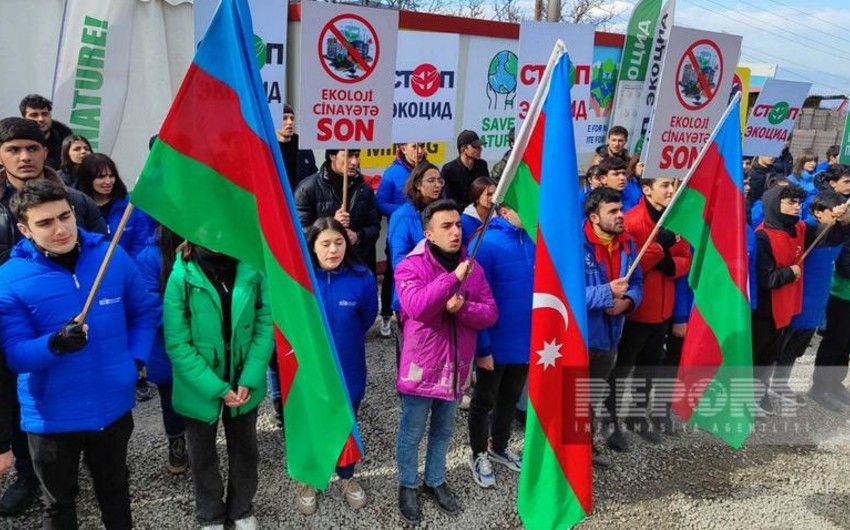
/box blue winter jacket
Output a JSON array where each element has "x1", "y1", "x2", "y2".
[
  {"x1": 583, "y1": 227, "x2": 643, "y2": 352},
  {"x1": 316, "y1": 264, "x2": 378, "y2": 403},
  {"x1": 388, "y1": 201, "x2": 424, "y2": 270},
  {"x1": 135, "y1": 237, "x2": 173, "y2": 385},
  {"x1": 376, "y1": 158, "x2": 413, "y2": 218},
  {"x1": 0, "y1": 230, "x2": 157, "y2": 434},
  {"x1": 622, "y1": 178, "x2": 642, "y2": 212},
  {"x1": 672, "y1": 276, "x2": 694, "y2": 325},
  {"x1": 104, "y1": 196, "x2": 153, "y2": 257},
  {"x1": 470, "y1": 218, "x2": 535, "y2": 365},
  {"x1": 461, "y1": 204, "x2": 484, "y2": 245},
  {"x1": 791, "y1": 226, "x2": 843, "y2": 330}
]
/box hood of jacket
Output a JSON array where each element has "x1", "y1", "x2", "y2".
[
  {"x1": 462, "y1": 203, "x2": 483, "y2": 222},
  {"x1": 761, "y1": 185, "x2": 799, "y2": 232}
]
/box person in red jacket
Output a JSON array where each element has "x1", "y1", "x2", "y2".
[{"x1": 604, "y1": 177, "x2": 691, "y2": 452}]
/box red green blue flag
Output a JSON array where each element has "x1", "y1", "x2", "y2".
[
  {"x1": 665, "y1": 97, "x2": 754, "y2": 448},
  {"x1": 516, "y1": 50, "x2": 593, "y2": 530},
  {"x1": 131, "y1": 0, "x2": 360, "y2": 487}
]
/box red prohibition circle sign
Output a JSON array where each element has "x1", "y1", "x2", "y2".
[
  {"x1": 674, "y1": 39, "x2": 724, "y2": 111},
  {"x1": 317, "y1": 13, "x2": 381, "y2": 84}
]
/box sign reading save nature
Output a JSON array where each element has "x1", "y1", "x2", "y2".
[{"x1": 299, "y1": 2, "x2": 398, "y2": 148}]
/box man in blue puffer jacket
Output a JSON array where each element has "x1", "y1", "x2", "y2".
[
  {"x1": 582, "y1": 188, "x2": 642, "y2": 466},
  {"x1": 466, "y1": 205, "x2": 534, "y2": 488},
  {"x1": 0, "y1": 179, "x2": 157, "y2": 529}
]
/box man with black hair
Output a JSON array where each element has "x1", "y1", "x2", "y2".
[
  {"x1": 276, "y1": 104, "x2": 317, "y2": 191},
  {"x1": 394, "y1": 199, "x2": 497, "y2": 525},
  {"x1": 0, "y1": 116, "x2": 106, "y2": 516},
  {"x1": 590, "y1": 125, "x2": 629, "y2": 166},
  {"x1": 19, "y1": 94, "x2": 72, "y2": 171},
  {"x1": 583, "y1": 187, "x2": 642, "y2": 468},
  {"x1": 441, "y1": 130, "x2": 489, "y2": 206},
  {"x1": 295, "y1": 149, "x2": 380, "y2": 269},
  {"x1": 605, "y1": 178, "x2": 691, "y2": 452},
  {"x1": 598, "y1": 157, "x2": 628, "y2": 193},
  {"x1": 823, "y1": 164, "x2": 850, "y2": 198},
  {"x1": 816, "y1": 145, "x2": 840, "y2": 174},
  {"x1": 753, "y1": 184, "x2": 848, "y2": 414},
  {"x1": 0, "y1": 178, "x2": 157, "y2": 528}
]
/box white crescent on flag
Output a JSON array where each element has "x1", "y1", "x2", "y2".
[{"x1": 532, "y1": 292, "x2": 569, "y2": 329}]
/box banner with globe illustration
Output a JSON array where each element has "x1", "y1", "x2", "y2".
[
  {"x1": 587, "y1": 45, "x2": 622, "y2": 157},
  {"x1": 461, "y1": 36, "x2": 519, "y2": 163},
  {"x1": 517, "y1": 22, "x2": 594, "y2": 156}
]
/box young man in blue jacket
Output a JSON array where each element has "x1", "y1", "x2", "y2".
[
  {"x1": 467, "y1": 204, "x2": 534, "y2": 488},
  {"x1": 582, "y1": 188, "x2": 642, "y2": 467},
  {"x1": 0, "y1": 178, "x2": 157, "y2": 529}
]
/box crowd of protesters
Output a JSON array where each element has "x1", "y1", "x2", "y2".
[{"x1": 1, "y1": 94, "x2": 850, "y2": 530}]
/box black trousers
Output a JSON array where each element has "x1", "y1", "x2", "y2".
[
  {"x1": 380, "y1": 244, "x2": 394, "y2": 318},
  {"x1": 10, "y1": 378, "x2": 35, "y2": 480},
  {"x1": 589, "y1": 348, "x2": 617, "y2": 430},
  {"x1": 468, "y1": 363, "x2": 528, "y2": 455},
  {"x1": 184, "y1": 408, "x2": 259, "y2": 525},
  {"x1": 606, "y1": 320, "x2": 670, "y2": 421},
  {"x1": 28, "y1": 413, "x2": 134, "y2": 530},
  {"x1": 814, "y1": 296, "x2": 850, "y2": 392},
  {"x1": 752, "y1": 314, "x2": 791, "y2": 394}
]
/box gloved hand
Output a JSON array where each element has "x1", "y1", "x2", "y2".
[
  {"x1": 655, "y1": 228, "x2": 678, "y2": 250},
  {"x1": 48, "y1": 318, "x2": 88, "y2": 354}
]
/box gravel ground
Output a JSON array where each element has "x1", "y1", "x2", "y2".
[{"x1": 2, "y1": 329, "x2": 850, "y2": 530}]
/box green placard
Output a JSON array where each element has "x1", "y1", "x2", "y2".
[{"x1": 840, "y1": 114, "x2": 850, "y2": 164}]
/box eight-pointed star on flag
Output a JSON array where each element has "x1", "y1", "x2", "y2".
[{"x1": 536, "y1": 338, "x2": 563, "y2": 369}]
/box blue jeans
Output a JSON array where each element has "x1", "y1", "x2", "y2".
[{"x1": 396, "y1": 394, "x2": 459, "y2": 488}]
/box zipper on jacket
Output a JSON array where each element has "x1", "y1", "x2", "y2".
[
  {"x1": 450, "y1": 317, "x2": 459, "y2": 399},
  {"x1": 72, "y1": 274, "x2": 80, "y2": 289}
]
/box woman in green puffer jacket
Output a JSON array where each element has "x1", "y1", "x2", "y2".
[{"x1": 163, "y1": 244, "x2": 273, "y2": 530}]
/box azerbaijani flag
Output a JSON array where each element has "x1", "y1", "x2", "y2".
[
  {"x1": 131, "y1": 0, "x2": 359, "y2": 486},
  {"x1": 664, "y1": 96, "x2": 753, "y2": 448},
  {"x1": 514, "y1": 48, "x2": 593, "y2": 530}
]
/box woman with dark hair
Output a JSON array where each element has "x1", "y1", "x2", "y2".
[
  {"x1": 788, "y1": 148, "x2": 819, "y2": 196},
  {"x1": 135, "y1": 226, "x2": 188, "y2": 474},
  {"x1": 76, "y1": 153, "x2": 152, "y2": 256},
  {"x1": 387, "y1": 162, "x2": 445, "y2": 271},
  {"x1": 294, "y1": 217, "x2": 378, "y2": 516},
  {"x1": 461, "y1": 176, "x2": 496, "y2": 245},
  {"x1": 57, "y1": 134, "x2": 92, "y2": 187},
  {"x1": 164, "y1": 243, "x2": 273, "y2": 530}
]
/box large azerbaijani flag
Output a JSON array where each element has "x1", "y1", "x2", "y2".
[
  {"x1": 131, "y1": 0, "x2": 359, "y2": 486},
  {"x1": 664, "y1": 95, "x2": 753, "y2": 448},
  {"x1": 507, "y1": 46, "x2": 593, "y2": 530}
]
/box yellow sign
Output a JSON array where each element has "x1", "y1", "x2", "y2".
[
  {"x1": 735, "y1": 67, "x2": 751, "y2": 141},
  {"x1": 360, "y1": 142, "x2": 449, "y2": 172}
]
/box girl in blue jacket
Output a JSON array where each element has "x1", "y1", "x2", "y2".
[
  {"x1": 76, "y1": 153, "x2": 153, "y2": 257},
  {"x1": 135, "y1": 226, "x2": 188, "y2": 474},
  {"x1": 294, "y1": 217, "x2": 378, "y2": 515}
]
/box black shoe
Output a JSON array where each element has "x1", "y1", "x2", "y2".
[
  {"x1": 135, "y1": 378, "x2": 154, "y2": 402},
  {"x1": 607, "y1": 428, "x2": 630, "y2": 452},
  {"x1": 167, "y1": 435, "x2": 188, "y2": 474},
  {"x1": 591, "y1": 446, "x2": 611, "y2": 470},
  {"x1": 0, "y1": 475, "x2": 40, "y2": 515},
  {"x1": 809, "y1": 389, "x2": 845, "y2": 413},
  {"x1": 422, "y1": 483, "x2": 459, "y2": 515},
  {"x1": 831, "y1": 386, "x2": 850, "y2": 406},
  {"x1": 636, "y1": 418, "x2": 663, "y2": 445},
  {"x1": 272, "y1": 398, "x2": 283, "y2": 427},
  {"x1": 514, "y1": 409, "x2": 527, "y2": 428},
  {"x1": 758, "y1": 394, "x2": 775, "y2": 416},
  {"x1": 398, "y1": 487, "x2": 421, "y2": 525}
]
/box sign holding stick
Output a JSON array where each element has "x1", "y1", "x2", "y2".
[{"x1": 77, "y1": 203, "x2": 135, "y2": 324}]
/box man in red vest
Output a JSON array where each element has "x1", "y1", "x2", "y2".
[{"x1": 753, "y1": 184, "x2": 848, "y2": 415}]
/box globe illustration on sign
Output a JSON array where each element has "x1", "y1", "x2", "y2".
[{"x1": 486, "y1": 50, "x2": 518, "y2": 110}]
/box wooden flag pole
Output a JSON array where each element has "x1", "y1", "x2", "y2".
[
  {"x1": 77, "y1": 203, "x2": 135, "y2": 324},
  {"x1": 623, "y1": 92, "x2": 743, "y2": 283},
  {"x1": 341, "y1": 149, "x2": 349, "y2": 212}
]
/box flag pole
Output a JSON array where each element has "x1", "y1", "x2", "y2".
[
  {"x1": 797, "y1": 196, "x2": 850, "y2": 264},
  {"x1": 458, "y1": 40, "x2": 567, "y2": 288},
  {"x1": 624, "y1": 92, "x2": 743, "y2": 282},
  {"x1": 341, "y1": 149, "x2": 349, "y2": 212},
  {"x1": 77, "y1": 204, "x2": 135, "y2": 324}
]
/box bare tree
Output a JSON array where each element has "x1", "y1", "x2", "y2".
[
  {"x1": 561, "y1": 0, "x2": 619, "y2": 26},
  {"x1": 492, "y1": 0, "x2": 526, "y2": 22}
]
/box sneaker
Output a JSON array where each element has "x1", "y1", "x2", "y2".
[
  {"x1": 0, "y1": 475, "x2": 40, "y2": 515},
  {"x1": 167, "y1": 435, "x2": 188, "y2": 474},
  {"x1": 469, "y1": 452, "x2": 496, "y2": 488},
  {"x1": 295, "y1": 483, "x2": 317, "y2": 515},
  {"x1": 136, "y1": 378, "x2": 154, "y2": 402},
  {"x1": 234, "y1": 515, "x2": 258, "y2": 530},
  {"x1": 758, "y1": 394, "x2": 775, "y2": 416},
  {"x1": 592, "y1": 445, "x2": 612, "y2": 470},
  {"x1": 488, "y1": 447, "x2": 521, "y2": 472},
  {"x1": 458, "y1": 394, "x2": 472, "y2": 411},
  {"x1": 380, "y1": 316, "x2": 393, "y2": 337},
  {"x1": 337, "y1": 478, "x2": 367, "y2": 510}
]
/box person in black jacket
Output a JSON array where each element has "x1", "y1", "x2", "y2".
[
  {"x1": 277, "y1": 104, "x2": 317, "y2": 191},
  {"x1": 19, "y1": 94, "x2": 72, "y2": 171},
  {"x1": 441, "y1": 130, "x2": 489, "y2": 206},
  {"x1": 0, "y1": 117, "x2": 107, "y2": 516},
  {"x1": 295, "y1": 149, "x2": 381, "y2": 269},
  {"x1": 747, "y1": 156, "x2": 779, "y2": 203}
]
